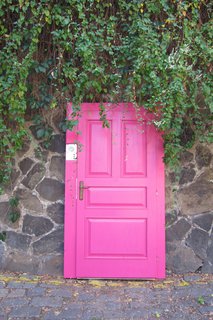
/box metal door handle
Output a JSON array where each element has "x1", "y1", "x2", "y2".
[{"x1": 79, "y1": 181, "x2": 89, "y2": 200}]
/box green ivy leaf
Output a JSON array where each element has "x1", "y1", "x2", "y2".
[{"x1": 36, "y1": 128, "x2": 45, "y2": 139}]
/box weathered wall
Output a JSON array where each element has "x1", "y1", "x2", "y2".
[
  {"x1": 0, "y1": 118, "x2": 65, "y2": 275},
  {"x1": 0, "y1": 121, "x2": 212, "y2": 275},
  {"x1": 166, "y1": 144, "x2": 213, "y2": 273}
]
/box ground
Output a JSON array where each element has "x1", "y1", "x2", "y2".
[{"x1": 0, "y1": 272, "x2": 212, "y2": 320}]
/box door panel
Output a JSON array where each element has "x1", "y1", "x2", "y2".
[
  {"x1": 121, "y1": 121, "x2": 147, "y2": 177},
  {"x1": 86, "y1": 120, "x2": 112, "y2": 177},
  {"x1": 86, "y1": 187, "x2": 146, "y2": 208},
  {"x1": 86, "y1": 218, "x2": 147, "y2": 257},
  {"x1": 65, "y1": 103, "x2": 165, "y2": 279}
]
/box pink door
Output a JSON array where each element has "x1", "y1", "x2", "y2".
[{"x1": 64, "y1": 103, "x2": 165, "y2": 279}]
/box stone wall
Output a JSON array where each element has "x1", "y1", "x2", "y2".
[
  {"x1": 0, "y1": 119, "x2": 65, "y2": 275},
  {"x1": 0, "y1": 121, "x2": 212, "y2": 275},
  {"x1": 166, "y1": 144, "x2": 213, "y2": 273}
]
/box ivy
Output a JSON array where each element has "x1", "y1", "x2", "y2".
[
  {"x1": 8, "y1": 196, "x2": 20, "y2": 223},
  {"x1": 0, "y1": 231, "x2": 6, "y2": 242},
  {"x1": 0, "y1": 0, "x2": 212, "y2": 188}
]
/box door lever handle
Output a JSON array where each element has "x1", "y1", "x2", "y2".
[{"x1": 79, "y1": 181, "x2": 89, "y2": 200}]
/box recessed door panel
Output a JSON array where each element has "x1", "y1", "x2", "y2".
[
  {"x1": 86, "y1": 120, "x2": 112, "y2": 177},
  {"x1": 122, "y1": 121, "x2": 147, "y2": 177},
  {"x1": 86, "y1": 187, "x2": 147, "y2": 208},
  {"x1": 86, "y1": 218, "x2": 147, "y2": 258}
]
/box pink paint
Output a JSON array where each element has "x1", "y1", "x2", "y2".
[{"x1": 64, "y1": 103, "x2": 165, "y2": 279}]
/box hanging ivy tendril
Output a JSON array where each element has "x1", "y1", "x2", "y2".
[{"x1": 0, "y1": 0, "x2": 212, "y2": 189}]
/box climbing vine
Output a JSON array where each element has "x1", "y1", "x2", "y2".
[{"x1": 0, "y1": 0, "x2": 212, "y2": 188}]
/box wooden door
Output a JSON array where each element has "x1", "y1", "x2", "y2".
[{"x1": 64, "y1": 103, "x2": 165, "y2": 279}]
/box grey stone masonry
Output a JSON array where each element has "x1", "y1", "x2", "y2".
[
  {"x1": 36, "y1": 178, "x2": 64, "y2": 201},
  {"x1": 32, "y1": 228, "x2": 64, "y2": 255},
  {"x1": 18, "y1": 157, "x2": 34, "y2": 175},
  {"x1": 166, "y1": 218, "x2": 191, "y2": 241},
  {"x1": 22, "y1": 214, "x2": 54, "y2": 236},
  {"x1": 193, "y1": 212, "x2": 213, "y2": 232},
  {"x1": 15, "y1": 188, "x2": 43, "y2": 213},
  {"x1": 178, "y1": 169, "x2": 213, "y2": 215},
  {"x1": 165, "y1": 143, "x2": 213, "y2": 274},
  {"x1": 22, "y1": 163, "x2": 45, "y2": 190},
  {"x1": 195, "y1": 144, "x2": 212, "y2": 169},
  {"x1": 47, "y1": 203, "x2": 64, "y2": 224},
  {"x1": 179, "y1": 167, "x2": 196, "y2": 185},
  {"x1": 49, "y1": 156, "x2": 65, "y2": 181},
  {"x1": 0, "y1": 128, "x2": 65, "y2": 275},
  {"x1": 6, "y1": 231, "x2": 32, "y2": 252},
  {"x1": 43, "y1": 134, "x2": 66, "y2": 153}
]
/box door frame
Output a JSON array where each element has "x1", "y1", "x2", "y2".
[{"x1": 64, "y1": 103, "x2": 165, "y2": 278}]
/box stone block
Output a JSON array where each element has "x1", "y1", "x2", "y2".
[
  {"x1": 15, "y1": 188, "x2": 43, "y2": 212},
  {"x1": 42, "y1": 134, "x2": 65, "y2": 153},
  {"x1": 186, "y1": 228, "x2": 209, "y2": 259},
  {"x1": 6, "y1": 231, "x2": 32, "y2": 251},
  {"x1": 31, "y1": 296, "x2": 63, "y2": 307},
  {"x1": 33, "y1": 228, "x2": 64, "y2": 255},
  {"x1": 49, "y1": 156, "x2": 65, "y2": 181},
  {"x1": 180, "y1": 151, "x2": 194, "y2": 164},
  {"x1": 166, "y1": 242, "x2": 202, "y2": 273},
  {"x1": 202, "y1": 260, "x2": 213, "y2": 273},
  {"x1": 1, "y1": 297, "x2": 29, "y2": 307},
  {"x1": 192, "y1": 212, "x2": 213, "y2": 232},
  {"x1": 6, "y1": 282, "x2": 23, "y2": 288},
  {"x1": 82, "y1": 308, "x2": 104, "y2": 320},
  {"x1": 198, "y1": 306, "x2": 213, "y2": 315},
  {"x1": 22, "y1": 214, "x2": 54, "y2": 236},
  {"x1": 179, "y1": 167, "x2": 196, "y2": 185},
  {"x1": 18, "y1": 158, "x2": 34, "y2": 175},
  {"x1": 166, "y1": 210, "x2": 178, "y2": 227},
  {"x1": 22, "y1": 163, "x2": 45, "y2": 190},
  {"x1": 7, "y1": 289, "x2": 26, "y2": 298},
  {"x1": 0, "y1": 201, "x2": 9, "y2": 215},
  {"x1": 0, "y1": 289, "x2": 9, "y2": 298},
  {"x1": 39, "y1": 255, "x2": 63, "y2": 275},
  {"x1": 46, "y1": 287, "x2": 71, "y2": 297},
  {"x1": 36, "y1": 178, "x2": 64, "y2": 201},
  {"x1": 4, "y1": 251, "x2": 39, "y2": 274},
  {"x1": 195, "y1": 144, "x2": 212, "y2": 169},
  {"x1": 165, "y1": 186, "x2": 176, "y2": 212},
  {"x1": 0, "y1": 242, "x2": 5, "y2": 266},
  {"x1": 47, "y1": 203, "x2": 64, "y2": 224},
  {"x1": 5, "y1": 281, "x2": 35, "y2": 289},
  {"x1": 26, "y1": 287, "x2": 46, "y2": 297},
  {"x1": 168, "y1": 171, "x2": 177, "y2": 184},
  {"x1": 9, "y1": 306, "x2": 41, "y2": 318},
  {"x1": 206, "y1": 232, "x2": 213, "y2": 264},
  {"x1": 166, "y1": 218, "x2": 191, "y2": 242},
  {"x1": 44, "y1": 306, "x2": 83, "y2": 320},
  {"x1": 178, "y1": 169, "x2": 213, "y2": 215}
]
